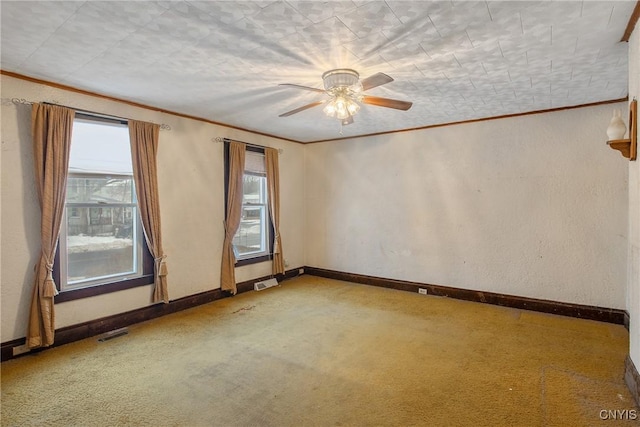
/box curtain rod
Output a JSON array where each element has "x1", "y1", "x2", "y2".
[
  {"x1": 213, "y1": 137, "x2": 283, "y2": 154},
  {"x1": 43, "y1": 101, "x2": 172, "y2": 131},
  {"x1": 6, "y1": 98, "x2": 171, "y2": 130}
]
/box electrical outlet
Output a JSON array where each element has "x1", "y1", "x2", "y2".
[
  {"x1": 418, "y1": 288, "x2": 428, "y2": 295},
  {"x1": 298, "y1": 268, "x2": 304, "y2": 275}
]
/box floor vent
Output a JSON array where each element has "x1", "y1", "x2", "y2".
[
  {"x1": 98, "y1": 327, "x2": 128, "y2": 342},
  {"x1": 254, "y1": 278, "x2": 279, "y2": 291},
  {"x1": 12, "y1": 344, "x2": 30, "y2": 357}
]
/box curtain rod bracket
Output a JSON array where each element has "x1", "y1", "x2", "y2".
[{"x1": 11, "y1": 98, "x2": 34, "y2": 105}]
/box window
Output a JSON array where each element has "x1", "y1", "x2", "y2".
[
  {"x1": 54, "y1": 117, "x2": 153, "y2": 301},
  {"x1": 225, "y1": 144, "x2": 273, "y2": 265}
]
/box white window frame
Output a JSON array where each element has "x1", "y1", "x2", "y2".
[
  {"x1": 233, "y1": 171, "x2": 270, "y2": 261},
  {"x1": 58, "y1": 118, "x2": 144, "y2": 292}
]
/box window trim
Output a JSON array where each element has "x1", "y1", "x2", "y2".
[
  {"x1": 53, "y1": 117, "x2": 154, "y2": 303},
  {"x1": 224, "y1": 142, "x2": 274, "y2": 267},
  {"x1": 54, "y1": 243, "x2": 154, "y2": 303}
]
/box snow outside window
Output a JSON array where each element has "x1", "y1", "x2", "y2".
[{"x1": 58, "y1": 118, "x2": 144, "y2": 291}]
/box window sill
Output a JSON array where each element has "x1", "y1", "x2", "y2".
[
  {"x1": 235, "y1": 255, "x2": 272, "y2": 267},
  {"x1": 55, "y1": 274, "x2": 154, "y2": 303}
]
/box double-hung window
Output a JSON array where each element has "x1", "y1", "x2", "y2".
[
  {"x1": 225, "y1": 144, "x2": 273, "y2": 265},
  {"x1": 55, "y1": 117, "x2": 153, "y2": 301}
]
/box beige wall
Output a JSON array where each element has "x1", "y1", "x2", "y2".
[
  {"x1": 0, "y1": 71, "x2": 632, "y2": 345},
  {"x1": 0, "y1": 75, "x2": 306, "y2": 342},
  {"x1": 628, "y1": 25, "x2": 640, "y2": 367},
  {"x1": 305, "y1": 103, "x2": 629, "y2": 309}
]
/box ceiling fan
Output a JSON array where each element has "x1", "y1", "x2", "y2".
[{"x1": 278, "y1": 69, "x2": 413, "y2": 125}]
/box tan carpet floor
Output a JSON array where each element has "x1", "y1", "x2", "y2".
[{"x1": 1, "y1": 275, "x2": 636, "y2": 426}]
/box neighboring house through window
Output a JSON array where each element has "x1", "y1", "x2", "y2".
[{"x1": 54, "y1": 116, "x2": 153, "y2": 302}]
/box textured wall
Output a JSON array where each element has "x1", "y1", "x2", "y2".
[
  {"x1": 628, "y1": 25, "x2": 640, "y2": 368},
  {"x1": 305, "y1": 103, "x2": 629, "y2": 308},
  {"x1": 0, "y1": 73, "x2": 631, "y2": 345},
  {"x1": 0, "y1": 75, "x2": 306, "y2": 342}
]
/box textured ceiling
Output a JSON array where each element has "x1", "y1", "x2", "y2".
[{"x1": 0, "y1": 1, "x2": 636, "y2": 143}]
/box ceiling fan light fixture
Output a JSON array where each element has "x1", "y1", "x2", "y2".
[
  {"x1": 320, "y1": 69, "x2": 363, "y2": 123},
  {"x1": 323, "y1": 95, "x2": 360, "y2": 121},
  {"x1": 323, "y1": 102, "x2": 336, "y2": 116},
  {"x1": 279, "y1": 69, "x2": 411, "y2": 128},
  {"x1": 335, "y1": 97, "x2": 348, "y2": 119},
  {"x1": 347, "y1": 100, "x2": 360, "y2": 115}
]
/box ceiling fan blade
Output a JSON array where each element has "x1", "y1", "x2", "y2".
[
  {"x1": 362, "y1": 96, "x2": 413, "y2": 111},
  {"x1": 360, "y1": 72, "x2": 394, "y2": 91},
  {"x1": 279, "y1": 101, "x2": 325, "y2": 117},
  {"x1": 278, "y1": 83, "x2": 326, "y2": 93}
]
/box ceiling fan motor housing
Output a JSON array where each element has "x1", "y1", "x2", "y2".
[{"x1": 322, "y1": 69, "x2": 362, "y2": 93}]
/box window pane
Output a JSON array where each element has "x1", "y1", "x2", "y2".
[
  {"x1": 59, "y1": 118, "x2": 146, "y2": 293},
  {"x1": 69, "y1": 120, "x2": 132, "y2": 174},
  {"x1": 233, "y1": 206, "x2": 266, "y2": 256},
  {"x1": 66, "y1": 206, "x2": 136, "y2": 284},
  {"x1": 67, "y1": 176, "x2": 134, "y2": 204},
  {"x1": 242, "y1": 175, "x2": 264, "y2": 204}
]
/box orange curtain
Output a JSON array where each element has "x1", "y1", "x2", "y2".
[
  {"x1": 27, "y1": 103, "x2": 75, "y2": 348},
  {"x1": 129, "y1": 120, "x2": 169, "y2": 304},
  {"x1": 265, "y1": 148, "x2": 285, "y2": 275},
  {"x1": 221, "y1": 141, "x2": 246, "y2": 294}
]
